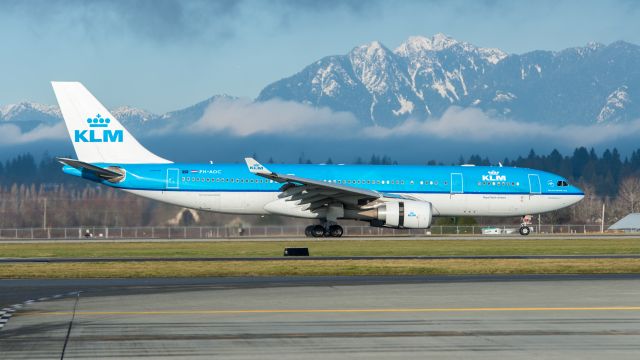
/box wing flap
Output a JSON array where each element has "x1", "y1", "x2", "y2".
[{"x1": 245, "y1": 157, "x2": 380, "y2": 200}]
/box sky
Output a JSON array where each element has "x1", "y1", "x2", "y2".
[{"x1": 1, "y1": 0, "x2": 640, "y2": 114}]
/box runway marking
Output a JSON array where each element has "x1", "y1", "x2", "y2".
[
  {"x1": 30, "y1": 306, "x2": 640, "y2": 316},
  {"x1": 0, "y1": 291, "x2": 81, "y2": 331}
]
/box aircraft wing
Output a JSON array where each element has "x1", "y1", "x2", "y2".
[
  {"x1": 57, "y1": 157, "x2": 124, "y2": 180},
  {"x1": 244, "y1": 157, "x2": 381, "y2": 203}
]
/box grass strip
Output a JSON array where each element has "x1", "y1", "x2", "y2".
[
  {"x1": 1, "y1": 259, "x2": 640, "y2": 278},
  {"x1": 1, "y1": 238, "x2": 640, "y2": 259}
]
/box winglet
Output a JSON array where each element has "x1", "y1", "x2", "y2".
[{"x1": 244, "y1": 157, "x2": 271, "y2": 175}]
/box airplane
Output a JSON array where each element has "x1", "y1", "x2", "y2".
[{"x1": 52, "y1": 82, "x2": 584, "y2": 237}]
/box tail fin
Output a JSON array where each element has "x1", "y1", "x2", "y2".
[{"x1": 51, "y1": 81, "x2": 170, "y2": 164}]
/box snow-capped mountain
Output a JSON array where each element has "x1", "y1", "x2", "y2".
[
  {"x1": 258, "y1": 34, "x2": 640, "y2": 125},
  {"x1": 0, "y1": 95, "x2": 232, "y2": 134},
  {"x1": 0, "y1": 102, "x2": 62, "y2": 131},
  {"x1": 3, "y1": 34, "x2": 640, "y2": 134}
]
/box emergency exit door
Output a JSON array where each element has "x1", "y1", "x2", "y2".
[{"x1": 166, "y1": 168, "x2": 180, "y2": 189}]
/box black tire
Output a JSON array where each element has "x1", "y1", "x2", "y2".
[
  {"x1": 519, "y1": 226, "x2": 530, "y2": 236},
  {"x1": 312, "y1": 225, "x2": 325, "y2": 238},
  {"x1": 329, "y1": 225, "x2": 344, "y2": 237},
  {"x1": 304, "y1": 225, "x2": 313, "y2": 237}
]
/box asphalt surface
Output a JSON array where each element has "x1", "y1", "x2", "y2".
[
  {"x1": 2, "y1": 254, "x2": 640, "y2": 263},
  {"x1": 1, "y1": 275, "x2": 640, "y2": 359}
]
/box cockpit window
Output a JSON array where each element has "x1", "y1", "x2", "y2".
[{"x1": 557, "y1": 180, "x2": 568, "y2": 187}]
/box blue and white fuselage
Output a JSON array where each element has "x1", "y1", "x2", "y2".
[
  {"x1": 52, "y1": 82, "x2": 584, "y2": 236},
  {"x1": 62, "y1": 162, "x2": 582, "y2": 218}
]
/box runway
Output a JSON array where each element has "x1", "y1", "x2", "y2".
[{"x1": 1, "y1": 275, "x2": 640, "y2": 359}]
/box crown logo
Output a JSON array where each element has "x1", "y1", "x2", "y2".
[
  {"x1": 87, "y1": 114, "x2": 111, "y2": 128},
  {"x1": 487, "y1": 170, "x2": 499, "y2": 176}
]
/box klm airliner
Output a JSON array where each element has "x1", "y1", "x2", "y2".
[{"x1": 52, "y1": 82, "x2": 584, "y2": 237}]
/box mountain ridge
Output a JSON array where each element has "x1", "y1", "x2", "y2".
[{"x1": 258, "y1": 34, "x2": 640, "y2": 126}]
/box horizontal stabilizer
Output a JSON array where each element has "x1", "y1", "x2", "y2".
[{"x1": 57, "y1": 157, "x2": 123, "y2": 180}]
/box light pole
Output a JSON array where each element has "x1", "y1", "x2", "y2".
[
  {"x1": 43, "y1": 197, "x2": 47, "y2": 229},
  {"x1": 601, "y1": 202, "x2": 605, "y2": 233}
]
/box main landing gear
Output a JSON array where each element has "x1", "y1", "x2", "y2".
[
  {"x1": 519, "y1": 215, "x2": 532, "y2": 236},
  {"x1": 519, "y1": 226, "x2": 531, "y2": 236},
  {"x1": 304, "y1": 224, "x2": 344, "y2": 238}
]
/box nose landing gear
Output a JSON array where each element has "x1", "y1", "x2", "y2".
[{"x1": 304, "y1": 224, "x2": 344, "y2": 238}]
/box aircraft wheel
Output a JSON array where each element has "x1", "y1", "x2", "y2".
[
  {"x1": 519, "y1": 226, "x2": 530, "y2": 236},
  {"x1": 311, "y1": 225, "x2": 325, "y2": 238},
  {"x1": 304, "y1": 225, "x2": 314, "y2": 237},
  {"x1": 329, "y1": 225, "x2": 344, "y2": 237}
]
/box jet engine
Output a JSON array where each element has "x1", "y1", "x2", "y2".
[{"x1": 375, "y1": 200, "x2": 433, "y2": 229}]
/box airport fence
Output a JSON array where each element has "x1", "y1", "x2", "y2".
[{"x1": 0, "y1": 224, "x2": 616, "y2": 240}]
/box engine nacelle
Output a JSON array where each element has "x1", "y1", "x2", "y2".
[{"x1": 376, "y1": 200, "x2": 433, "y2": 229}]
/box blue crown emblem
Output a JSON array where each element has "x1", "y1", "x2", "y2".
[{"x1": 87, "y1": 114, "x2": 111, "y2": 128}]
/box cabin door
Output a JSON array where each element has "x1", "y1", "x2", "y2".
[{"x1": 528, "y1": 174, "x2": 541, "y2": 194}]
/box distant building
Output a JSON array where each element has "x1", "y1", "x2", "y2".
[{"x1": 608, "y1": 213, "x2": 640, "y2": 232}]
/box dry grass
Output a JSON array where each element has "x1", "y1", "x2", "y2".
[
  {"x1": 1, "y1": 238, "x2": 640, "y2": 259},
  {"x1": 1, "y1": 259, "x2": 640, "y2": 278}
]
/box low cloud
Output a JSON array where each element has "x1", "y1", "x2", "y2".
[
  {"x1": 0, "y1": 122, "x2": 67, "y2": 146},
  {"x1": 190, "y1": 100, "x2": 640, "y2": 148},
  {"x1": 3, "y1": 100, "x2": 639, "y2": 151},
  {"x1": 362, "y1": 106, "x2": 640, "y2": 147},
  {"x1": 190, "y1": 98, "x2": 359, "y2": 136}
]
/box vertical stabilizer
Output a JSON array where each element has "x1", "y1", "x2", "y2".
[{"x1": 51, "y1": 81, "x2": 170, "y2": 164}]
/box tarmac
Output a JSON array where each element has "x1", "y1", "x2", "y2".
[{"x1": 1, "y1": 275, "x2": 640, "y2": 359}]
